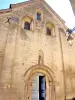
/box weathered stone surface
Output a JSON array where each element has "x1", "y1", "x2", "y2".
[{"x1": 0, "y1": 0, "x2": 75, "y2": 100}]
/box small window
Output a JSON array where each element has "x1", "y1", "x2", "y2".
[
  {"x1": 37, "y1": 13, "x2": 41, "y2": 20},
  {"x1": 22, "y1": 16, "x2": 33, "y2": 31},
  {"x1": 24, "y1": 22, "x2": 30, "y2": 30},
  {"x1": 46, "y1": 28, "x2": 51, "y2": 35},
  {"x1": 46, "y1": 22, "x2": 54, "y2": 36}
]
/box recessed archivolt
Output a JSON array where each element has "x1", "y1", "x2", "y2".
[
  {"x1": 22, "y1": 15, "x2": 33, "y2": 23},
  {"x1": 36, "y1": 8, "x2": 43, "y2": 13},
  {"x1": 46, "y1": 21, "x2": 55, "y2": 29},
  {"x1": 21, "y1": 15, "x2": 33, "y2": 30},
  {"x1": 46, "y1": 21, "x2": 56, "y2": 36},
  {"x1": 24, "y1": 64, "x2": 55, "y2": 83}
]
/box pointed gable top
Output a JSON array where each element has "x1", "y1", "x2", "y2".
[{"x1": 0, "y1": 0, "x2": 65, "y2": 23}]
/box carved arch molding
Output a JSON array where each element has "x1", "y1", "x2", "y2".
[{"x1": 24, "y1": 64, "x2": 56, "y2": 100}]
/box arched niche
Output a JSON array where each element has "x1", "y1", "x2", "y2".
[
  {"x1": 36, "y1": 9, "x2": 43, "y2": 21},
  {"x1": 22, "y1": 15, "x2": 34, "y2": 31},
  {"x1": 46, "y1": 22, "x2": 55, "y2": 36},
  {"x1": 24, "y1": 64, "x2": 56, "y2": 100}
]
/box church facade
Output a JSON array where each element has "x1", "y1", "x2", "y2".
[{"x1": 0, "y1": 0, "x2": 75, "y2": 100}]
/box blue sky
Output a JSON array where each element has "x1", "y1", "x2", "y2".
[{"x1": 0, "y1": 0, "x2": 75, "y2": 28}]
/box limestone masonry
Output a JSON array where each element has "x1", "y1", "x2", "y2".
[{"x1": 0, "y1": 0, "x2": 75, "y2": 100}]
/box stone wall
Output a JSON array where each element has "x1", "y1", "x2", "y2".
[{"x1": 0, "y1": 0, "x2": 75, "y2": 100}]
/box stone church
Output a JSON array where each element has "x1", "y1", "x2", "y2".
[{"x1": 0, "y1": 0, "x2": 75, "y2": 100}]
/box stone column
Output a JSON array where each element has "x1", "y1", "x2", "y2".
[{"x1": 49, "y1": 81, "x2": 52, "y2": 100}]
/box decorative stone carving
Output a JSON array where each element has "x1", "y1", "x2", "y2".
[
  {"x1": 5, "y1": 17, "x2": 19, "y2": 25},
  {"x1": 38, "y1": 50, "x2": 44, "y2": 65}
]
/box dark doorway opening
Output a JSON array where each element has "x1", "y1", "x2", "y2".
[
  {"x1": 46, "y1": 28, "x2": 51, "y2": 35},
  {"x1": 24, "y1": 22, "x2": 30, "y2": 30},
  {"x1": 39, "y1": 76, "x2": 46, "y2": 100}
]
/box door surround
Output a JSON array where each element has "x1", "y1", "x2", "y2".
[{"x1": 24, "y1": 64, "x2": 56, "y2": 100}]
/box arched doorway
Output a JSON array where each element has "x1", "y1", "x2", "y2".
[{"x1": 24, "y1": 65, "x2": 56, "y2": 100}]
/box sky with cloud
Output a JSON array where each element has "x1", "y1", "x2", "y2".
[{"x1": 0, "y1": 0, "x2": 75, "y2": 28}]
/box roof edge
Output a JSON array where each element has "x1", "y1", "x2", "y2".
[
  {"x1": 0, "y1": 8, "x2": 12, "y2": 14},
  {"x1": 10, "y1": 0, "x2": 30, "y2": 8},
  {"x1": 0, "y1": 0, "x2": 65, "y2": 24},
  {"x1": 0, "y1": 0, "x2": 31, "y2": 14},
  {"x1": 0, "y1": 0, "x2": 43, "y2": 14},
  {"x1": 43, "y1": 0, "x2": 65, "y2": 24}
]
